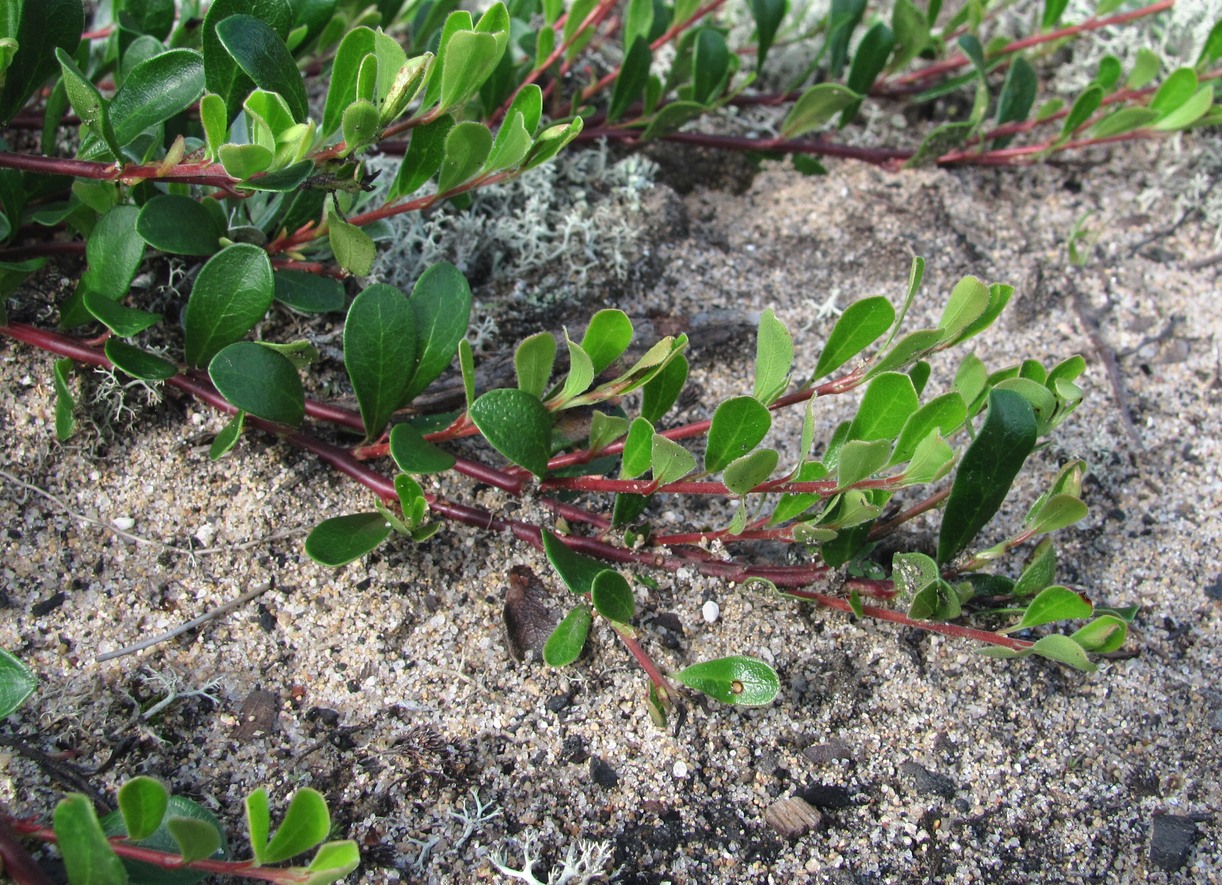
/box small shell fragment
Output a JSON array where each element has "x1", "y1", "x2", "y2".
[
  {"x1": 111, "y1": 516, "x2": 136, "y2": 531},
  {"x1": 701, "y1": 600, "x2": 720, "y2": 624},
  {"x1": 765, "y1": 796, "x2": 822, "y2": 839}
]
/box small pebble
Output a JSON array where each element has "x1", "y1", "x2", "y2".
[
  {"x1": 672, "y1": 760, "x2": 688, "y2": 778},
  {"x1": 590, "y1": 756, "x2": 619, "y2": 788},
  {"x1": 111, "y1": 516, "x2": 135, "y2": 531},
  {"x1": 1150, "y1": 814, "x2": 1197, "y2": 871},
  {"x1": 702, "y1": 600, "x2": 720, "y2": 624}
]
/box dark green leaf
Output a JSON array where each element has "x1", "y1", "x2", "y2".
[
  {"x1": 640, "y1": 353, "x2": 688, "y2": 424},
  {"x1": 866, "y1": 328, "x2": 944, "y2": 378},
  {"x1": 216, "y1": 15, "x2": 307, "y2": 122},
  {"x1": 83, "y1": 291, "x2": 160, "y2": 337},
  {"x1": 469, "y1": 388, "x2": 553, "y2": 476},
  {"x1": 641, "y1": 100, "x2": 706, "y2": 140},
  {"x1": 76, "y1": 204, "x2": 145, "y2": 324},
  {"x1": 674, "y1": 656, "x2": 779, "y2": 706},
  {"x1": 542, "y1": 529, "x2": 611, "y2": 596},
  {"x1": 404, "y1": 261, "x2": 472, "y2": 402},
  {"x1": 840, "y1": 22, "x2": 893, "y2": 126},
  {"x1": 621, "y1": 417, "x2": 654, "y2": 479},
  {"x1": 109, "y1": 49, "x2": 205, "y2": 147},
  {"x1": 345, "y1": 284, "x2": 416, "y2": 438},
  {"x1": 321, "y1": 27, "x2": 374, "y2": 136},
  {"x1": 273, "y1": 270, "x2": 345, "y2": 313},
  {"x1": 591, "y1": 570, "x2": 635, "y2": 623},
  {"x1": 543, "y1": 604, "x2": 592, "y2": 666},
  {"x1": 690, "y1": 28, "x2": 731, "y2": 106},
  {"x1": 748, "y1": 0, "x2": 786, "y2": 71},
  {"x1": 237, "y1": 160, "x2": 315, "y2": 193},
  {"x1": 848, "y1": 372, "x2": 918, "y2": 441},
  {"x1": 305, "y1": 512, "x2": 392, "y2": 566},
  {"x1": 706, "y1": 396, "x2": 771, "y2": 474},
  {"x1": 118, "y1": 777, "x2": 169, "y2": 842},
  {"x1": 813, "y1": 295, "x2": 894, "y2": 379},
  {"x1": 54, "y1": 794, "x2": 127, "y2": 885},
  {"x1": 1012, "y1": 537, "x2": 1056, "y2": 597},
  {"x1": 825, "y1": 0, "x2": 866, "y2": 79},
  {"x1": 437, "y1": 121, "x2": 492, "y2": 192},
  {"x1": 995, "y1": 56, "x2": 1036, "y2": 145},
  {"x1": 889, "y1": 0, "x2": 930, "y2": 71},
  {"x1": 209, "y1": 342, "x2": 304, "y2": 426},
  {"x1": 389, "y1": 422, "x2": 455, "y2": 474},
  {"x1": 0, "y1": 647, "x2": 36, "y2": 720},
  {"x1": 907, "y1": 577, "x2": 961, "y2": 620},
  {"x1": 0, "y1": 0, "x2": 83, "y2": 127},
  {"x1": 937, "y1": 389, "x2": 1037, "y2": 563},
  {"x1": 1061, "y1": 84, "x2": 1102, "y2": 137},
  {"x1": 136, "y1": 195, "x2": 225, "y2": 256},
  {"x1": 210, "y1": 411, "x2": 245, "y2": 460},
  {"x1": 203, "y1": 0, "x2": 293, "y2": 120},
  {"x1": 753, "y1": 308, "x2": 792, "y2": 405},
  {"x1": 53, "y1": 358, "x2": 76, "y2": 441},
  {"x1": 184, "y1": 244, "x2": 274, "y2": 367},
  {"x1": 390, "y1": 115, "x2": 454, "y2": 199},
  {"x1": 609, "y1": 37, "x2": 651, "y2": 121},
  {"x1": 1042, "y1": 0, "x2": 1069, "y2": 29}
]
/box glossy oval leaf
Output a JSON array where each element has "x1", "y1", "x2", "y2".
[
  {"x1": 706, "y1": 395, "x2": 771, "y2": 474},
  {"x1": 591, "y1": 570, "x2": 635, "y2": 624},
  {"x1": 389, "y1": 422, "x2": 455, "y2": 474},
  {"x1": 641, "y1": 352, "x2": 688, "y2": 424},
  {"x1": 1006, "y1": 585, "x2": 1093, "y2": 633},
  {"x1": 118, "y1": 776, "x2": 169, "y2": 842},
  {"x1": 322, "y1": 27, "x2": 375, "y2": 136},
  {"x1": 543, "y1": 604, "x2": 592, "y2": 667},
  {"x1": 0, "y1": 647, "x2": 36, "y2": 720},
  {"x1": 168, "y1": 817, "x2": 224, "y2": 865},
  {"x1": 469, "y1": 387, "x2": 553, "y2": 476},
  {"x1": 514, "y1": 332, "x2": 556, "y2": 397},
  {"x1": 813, "y1": 295, "x2": 894, "y2": 379},
  {"x1": 651, "y1": 433, "x2": 697, "y2": 485},
  {"x1": 209, "y1": 342, "x2": 304, "y2": 426},
  {"x1": 437, "y1": 121, "x2": 492, "y2": 193},
  {"x1": 83, "y1": 290, "x2": 161, "y2": 337},
  {"x1": 753, "y1": 308, "x2": 792, "y2": 405},
  {"x1": 216, "y1": 15, "x2": 308, "y2": 121},
  {"x1": 580, "y1": 309, "x2": 634, "y2": 375},
  {"x1": 674, "y1": 656, "x2": 779, "y2": 706},
  {"x1": 542, "y1": 529, "x2": 611, "y2": 597},
  {"x1": 305, "y1": 512, "x2": 392, "y2": 567},
  {"x1": 261, "y1": 788, "x2": 330, "y2": 864},
  {"x1": 137, "y1": 194, "x2": 226, "y2": 256},
  {"x1": 937, "y1": 389, "x2": 1037, "y2": 563},
  {"x1": 723, "y1": 448, "x2": 778, "y2": 495},
  {"x1": 274, "y1": 270, "x2": 345, "y2": 313},
  {"x1": 889, "y1": 392, "x2": 967, "y2": 466},
  {"x1": 848, "y1": 371, "x2": 918, "y2": 441},
  {"x1": 403, "y1": 262, "x2": 472, "y2": 402},
  {"x1": 345, "y1": 284, "x2": 416, "y2": 439},
  {"x1": 0, "y1": 0, "x2": 82, "y2": 127},
  {"x1": 184, "y1": 244, "x2": 274, "y2": 367},
  {"x1": 109, "y1": 48, "x2": 205, "y2": 147},
  {"x1": 390, "y1": 115, "x2": 454, "y2": 200},
  {"x1": 620, "y1": 416, "x2": 654, "y2": 479}
]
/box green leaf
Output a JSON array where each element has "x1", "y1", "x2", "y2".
[
  {"x1": 56, "y1": 48, "x2": 121, "y2": 160},
  {"x1": 1089, "y1": 106, "x2": 1158, "y2": 138},
  {"x1": 674, "y1": 656, "x2": 778, "y2": 706},
  {"x1": 342, "y1": 98, "x2": 381, "y2": 150},
  {"x1": 580, "y1": 309, "x2": 634, "y2": 376},
  {"x1": 558, "y1": 336, "x2": 595, "y2": 403},
  {"x1": 109, "y1": 49, "x2": 205, "y2": 147},
  {"x1": 936, "y1": 275, "x2": 990, "y2": 343},
  {"x1": 439, "y1": 30, "x2": 500, "y2": 112},
  {"x1": 706, "y1": 395, "x2": 771, "y2": 474},
  {"x1": 781, "y1": 83, "x2": 860, "y2": 139},
  {"x1": 246, "y1": 787, "x2": 271, "y2": 864},
  {"x1": 304, "y1": 842, "x2": 362, "y2": 885},
  {"x1": 641, "y1": 353, "x2": 688, "y2": 424},
  {"x1": 53, "y1": 358, "x2": 76, "y2": 441},
  {"x1": 982, "y1": 634, "x2": 1097, "y2": 672},
  {"x1": 514, "y1": 332, "x2": 556, "y2": 397},
  {"x1": 482, "y1": 109, "x2": 531, "y2": 173},
  {"x1": 1012, "y1": 537, "x2": 1056, "y2": 597},
  {"x1": 543, "y1": 604, "x2": 592, "y2": 666},
  {"x1": 458, "y1": 338, "x2": 476, "y2": 408},
  {"x1": 840, "y1": 22, "x2": 893, "y2": 126},
  {"x1": 899, "y1": 431, "x2": 954, "y2": 485},
  {"x1": 83, "y1": 291, "x2": 161, "y2": 338},
  {"x1": 54, "y1": 794, "x2": 127, "y2": 885},
  {"x1": 136, "y1": 195, "x2": 225, "y2": 256},
  {"x1": 723, "y1": 448, "x2": 778, "y2": 495},
  {"x1": 437, "y1": 121, "x2": 492, "y2": 193},
  {"x1": 469, "y1": 388, "x2": 553, "y2": 476},
  {"x1": 305, "y1": 513, "x2": 392, "y2": 566},
  {"x1": 609, "y1": 37, "x2": 651, "y2": 121},
  {"x1": 690, "y1": 27, "x2": 731, "y2": 106},
  {"x1": 521, "y1": 117, "x2": 583, "y2": 170},
  {"x1": 1152, "y1": 83, "x2": 1215, "y2": 131},
  {"x1": 1042, "y1": 0, "x2": 1069, "y2": 29},
  {"x1": 641, "y1": 100, "x2": 706, "y2": 140},
  {"x1": 274, "y1": 270, "x2": 345, "y2": 313},
  {"x1": 867, "y1": 328, "x2": 944, "y2": 378},
  {"x1": 118, "y1": 777, "x2": 169, "y2": 842},
  {"x1": 0, "y1": 0, "x2": 83, "y2": 127},
  {"x1": 651, "y1": 434, "x2": 697, "y2": 485},
  {"x1": 74, "y1": 205, "x2": 145, "y2": 326},
  {"x1": 0, "y1": 647, "x2": 36, "y2": 720},
  {"x1": 209, "y1": 342, "x2": 304, "y2": 426},
  {"x1": 1070, "y1": 615, "x2": 1127, "y2": 654},
  {"x1": 184, "y1": 244, "x2": 274, "y2": 367},
  {"x1": 403, "y1": 262, "x2": 472, "y2": 402},
  {"x1": 327, "y1": 211, "x2": 375, "y2": 276},
  {"x1": 260, "y1": 788, "x2": 330, "y2": 865},
  {"x1": 210, "y1": 411, "x2": 246, "y2": 460},
  {"x1": 345, "y1": 284, "x2": 416, "y2": 438},
  {"x1": 389, "y1": 423, "x2": 455, "y2": 474},
  {"x1": 219, "y1": 142, "x2": 274, "y2": 179},
  {"x1": 1151, "y1": 67, "x2": 1197, "y2": 115},
  {"x1": 994, "y1": 56, "x2": 1036, "y2": 145},
  {"x1": 1026, "y1": 493, "x2": 1088, "y2": 534},
  {"x1": 1005, "y1": 585, "x2": 1092, "y2": 632},
  {"x1": 1061, "y1": 84, "x2": 1102, "y2": 137},
  {"x1": 813, "y1": 295, "x2": 894, "y2": 379},
  {"x1": 937, "y1": 389, "x2": 1037, "y2": 563},
  {"x1": 836, "y1": 438, "x2": 890, "y2": 488},
  {"x1": 588, "y1": 411, "x2": 629, "y2": 454},
  {"x1": 748, "y1": 0, "x2": 786, "y2": 70},
  {"x1": 888, "y1": 392, "x2": 966, "y2": 466},
  {"x1": 591, "y1": 570, "x2": 635, "y2": 624},
  {"x1": 889, "y1": 0, "x2": 930, "y2": 71},
  {"x1": 390, "y1": 115, "x2": 454, "y2": 199},
  {"x1": 907, "y1": 578, "x2": 961, "y2": 620},
  {"x1": 167, "y1": 817, "x2": 223, "y2": 865},
  {"x1": 905, "y1": 119, "x2": 973, "y2": 167},
  {"x1": 621, "y1": 417, "x2": 654, "y2": 479},
  {"x1": 542, "y1": 529, "x2": 610, "y2": 596},
  {"x1": 322, "y1": 27, "x2": 375, "y2": 137},
  {"x1": 848, "y1": 372, "x2": 918, "y2": 441},
  {"x1": 216, "y1": 15, "x2": 307, "y2": 122},
  {"x1": 753, "y1": 308, "x2": 792, "y2": 405}
]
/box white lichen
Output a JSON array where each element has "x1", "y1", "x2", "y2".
[{"x1": 489, "y1": 834, "x2": 617, "y2": 885}]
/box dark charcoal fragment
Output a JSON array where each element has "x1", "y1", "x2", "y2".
[
  {"x1": 559, "y1": 735, "x2": 589, "y2": 764},
  {"x1": 503, "y1": 566, "x2": 558, "y2": 661},
  {"x1": 899, "y1": 761, "x2": 957, "y2": 800},
  {"x1": 234, "y1": 689, "x2": 279, "y2": 740},
  {"x1": 800, "y1": 783, "x2": 857, "y2": 809},
  {"x1": 1204, "y1": 573, "x2": 1222, "y2": 601},
  {"x1": 590, "y1": 755, "x2": 619, "y2": 788},
  {"x1": 1150, "y1": 814, "x2": 1197, "y2": 871},
  {"x1": 31, "y1": 592, "x2": 66, "y2": 616}
]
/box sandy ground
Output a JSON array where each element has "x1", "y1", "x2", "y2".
[{"x1": 2, "y1": 136, "x2": 1220, "y2": 884}]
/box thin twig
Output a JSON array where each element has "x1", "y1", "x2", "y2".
[{"x1": 96, "y1": 582, "x2": 274, "y2": 663}]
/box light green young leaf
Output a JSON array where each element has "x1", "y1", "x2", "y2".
[
  {"x1": 322, "y1": 27, "x2": 375, "y2": 136},
  {"x1": 558, "y1": 335, "x2": 595, "y2": 403},
  {"x1": 981, "y1": 634, "x2": 1097, "y2": 672},
  {"x1": 723, "y1": 448, "x2": 778, "y2": 495},
  {"x1": 580, "y1": 309, "x2": 634, "y2": 375},
  {"x1": 261, "y1": 788, "x2": 330, "y2": 865},
  {"x1": 651, "y1": 434, "x2": 697, "y2": 485},
  {"x1": 937, "y1": 275, "x2": 990, "y2": 343},
  {"x1": 219, "y1": 142, "x2": 274, "y2": 179},
  {"x1": 304, "y1": 841, "x2": 362, "y2": 885},
  {"x1": 848, "y1": 371, "x2": 918, "y2": 441},
  {"x1": 674, "y1": 656, "x2": 778, "y2": 706},
  {"x1": 836, "y1": 438, "x2": 891, "y2": 488},
  {"x1": 210, "y1": 411, "x2": 245, "y2": 460},
  {"x1": 53, "y1": 358, "x2": 76, "y2": 441},
  {"x1": 812, "y1": 295, "x2": 894, "y2": 379},
  {"x1": 621, "y1": 417, "x2": 654, "y2": 479},
  {"x1": 305, "y1": 513, "x2": 392, "y2": 567},
  {"x1": 514, "y1": 332, "x2": 556, "y2": 398},
  {"x1": 437, "y1": 121, "x2": 492, "y2": 193},
  {"x1": 54, "y1": 795, "x2": 127, "y2": 885},
  {"x1": 753, "y1": 308, "x2": 792, "y2": 405},
  {"x1": 1070, "y1": 615, "x2": 1127, "y2": 654},
  {"x1": 327, "y1": 211, "x2": 375, "y2": 276},
  {"x1": 781, "y1": 83, "x2": 860, "y2": 139},
  {"x1": 167, "y1": 816, "x2": 224, "y2": 864},
  {"x1": 898, "y1": 431, "x2": 954, "y2": 485},
  {"x1": 55, "y1": 48, "x2": 121, "y2": 160},
  {"x1": 588, "y1": 411, "x2": 629, "y2": 454},
  {"x1": 1012, "y1": 537, "x2": 1056, "y2": 597},
  {"x1": 439, "y1": 30, "x2": 500, "y2": 112},
  {"x1": 1026, "y1": 493, "x2": 1089, "y2": 534},
  {"x1": 889, "y1": 393, "x2": 966, "y2": 466},
  {"x1": 1003, "y1": 585, "x2": 1092, "y2": 632},
  {"x1": 118, "y1": 778, "x2": 169, "y2": 843},
  {"x1": 521, "y1": 117, "x2": 583, "y2": 170}
]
